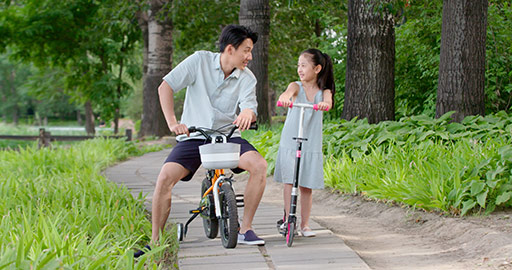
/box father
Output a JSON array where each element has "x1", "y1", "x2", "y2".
[{"x1": 136, "y1": 25, "x2": 267, "y2": 257}]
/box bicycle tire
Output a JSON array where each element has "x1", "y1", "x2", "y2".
[
  {"x1": 201, "y1": 177, "x2": 219, "y2": 239},
  {"x1": 286, "y1": 217, "x2": 296, "y2": 247},
  {"x1": 219, "y1": 183, "x2": 239, "y2": 248}
]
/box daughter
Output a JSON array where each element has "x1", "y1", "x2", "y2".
[{"x1": 274, "y1": 48, "x2": 335, "y2": 237}]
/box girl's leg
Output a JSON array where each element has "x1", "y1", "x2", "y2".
[
  {"x1": 299, "y1": 186, "x2": 313, "y2": 229},
  {"x1": 283, "y1": 183, "x2": 292, "y2": 219}
]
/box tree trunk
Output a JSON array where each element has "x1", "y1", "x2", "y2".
[
  {"x1": 239, "y1": 0, "x2": 271, "y2": 125},
  {"x1": 84, "y1": 100, "x2": 95, "y2": 135},
  {"x1": 436, "y1": 0, "x2": 487, "y2": 122},
  {"x1": 77, "y1": 110, "x2": 83, "y2": 126},
  {"x1": 139, "y1": 0, "x2": 173, "y2": 137},
  {"x1": 342, "y1": 0, "x2": 395, "y2": 124},
  {"x1": 10, "y1": 70, "x2": 19, "y2": 125}
]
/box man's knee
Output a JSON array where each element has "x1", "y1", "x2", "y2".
[
  {"x1": 244, "y1": 153, "x2": 267, "y2": 176},
  {"x1": 156, "y1": 163, "x2": 188, "y2": 190}
]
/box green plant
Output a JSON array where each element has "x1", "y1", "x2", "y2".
[{"x1": 0, "y1": 139, "x2": 176, "y2": 268}]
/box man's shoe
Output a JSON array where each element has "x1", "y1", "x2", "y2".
[
  {"x1": 238, "y1": 230, "x2": 265, "y2": 246},
  {"x1": 134, "y1": 245, "x2": 151, "y2": 258}
]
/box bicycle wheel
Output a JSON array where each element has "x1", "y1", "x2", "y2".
[
  {"x1": 286, "y1": 216, "x2": 296, "y2": 247},
  {"x1": 219, "y1": 183, "x2": 239, "y2": 248},
  {"x1": 201, "y1": 177, "x2": 219, "y2": 239}
]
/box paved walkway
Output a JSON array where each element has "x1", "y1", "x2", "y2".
[{"x1": 105, "y1": 149, "x2": 371, "y2": 270}]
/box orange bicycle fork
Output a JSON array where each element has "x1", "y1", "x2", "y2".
[{"x1": 182, "y1": 169, "x2": 243, "y2": 237}]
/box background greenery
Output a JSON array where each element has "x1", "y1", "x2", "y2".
[
  {"x1": 0, "y1": 139, "x2": 175, "y2": 269},
  {"x1": 245, "y1": 111, "x2": 512, "y2": 216}
]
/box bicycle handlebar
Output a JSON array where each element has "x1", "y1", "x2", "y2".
[
  {"x1": 276, "y1": 101, "x2": 329, "y2": 111},
  {"x1": 188, "y1": 123, "x2": 258, "y2": 141}
]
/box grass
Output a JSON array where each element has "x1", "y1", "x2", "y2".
[{"x1": 0, "y1": 139, "x2": 177, "y2": 269}]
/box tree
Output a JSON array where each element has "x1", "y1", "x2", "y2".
[
  {"x1": 342, "y1": 0, "x2": 396, "y2": 123},
  {"x1": 436, "y1": 0, "x2": 488, "y2": 122},
  {"x1": 139, "y1": 0, "x2": 173, "y2": 138},
  {"x1": 1, "y1": 0, "x2": 141, "y2": 134},
  {"x1": 239, "y1": 0, "x2": 271, "y2": 125}
]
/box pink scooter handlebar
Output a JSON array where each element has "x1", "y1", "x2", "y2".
[{"x1": 276, "y1": 101, "x2": 330, "y2": 111}]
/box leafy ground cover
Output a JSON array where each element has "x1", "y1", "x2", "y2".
[
  {"x1": 245, "y1": 111, "x2": 512, "y2": 216},
  {"x1": 0, "y1": 139, "x2": 176, "y2": 269}
]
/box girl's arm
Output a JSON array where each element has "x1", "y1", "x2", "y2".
[
  {"x1": 318, "y1": 89, "x2": 333, "y2": 111},
  {"x1": 277, "y1": 82, "x2": 300, "y2": 107}
]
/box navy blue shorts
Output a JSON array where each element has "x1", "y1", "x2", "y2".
[{"x1": 164, "y1": 137, "x2": 258, "y2": 181}]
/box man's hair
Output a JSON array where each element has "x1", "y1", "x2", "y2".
[{"x1": 218, "y1": 25, "x2": 258, "y2": 52}]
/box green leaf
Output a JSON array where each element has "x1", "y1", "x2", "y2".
[
  {"x1": 496, "y1": 191, "x2": 512, "y2": 205},
  {"x1": 470, "y1": 181, "x2": 486, "y2": 196},
  {"x1": 461, "y1": 199, "x2": 476, "y2": 216},
  {"x1": 476, "y1": 189, "x2": 488, "y2": 208}
]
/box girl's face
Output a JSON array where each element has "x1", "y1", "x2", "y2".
[{"x1": 297, "y1": 54, "x2": 321, "y2": 82}]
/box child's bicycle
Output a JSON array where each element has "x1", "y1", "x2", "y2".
[
  {"x1": 276, "y1": 101, "x2": 328, "y2": 247},
  {"x1": 175, "y1": 124, "x2": 256, "y2": 248}
]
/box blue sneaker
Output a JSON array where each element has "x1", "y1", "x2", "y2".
[
  {"x1": 238, "y1": 230, "x2": 265, "y2": 246},
  {"x1": 134, "y1": 245, "x2": 150, "y2": 258}
]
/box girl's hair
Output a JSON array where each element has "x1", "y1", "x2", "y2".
[
  {"x1": 218, "y1": 25, "x2": 258, "y2": 52},
  {"x1": 301, "y1": 48, "x2": 336, "y2": 101}
]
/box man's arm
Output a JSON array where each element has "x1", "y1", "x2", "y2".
[{"x1": 158, "y1": 81, "x2": 189, "y2": 136}]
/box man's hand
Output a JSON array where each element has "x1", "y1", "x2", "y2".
[
  {"x1": 233, "y1": 108, "x2": 255, "y2": 131},
  {"x1": 169, "y1": 123, "x2": 190, "y2": 136}
]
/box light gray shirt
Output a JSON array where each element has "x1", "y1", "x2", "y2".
[{"x1": 163, "y1": 51, "x2": 258, "y2": 141}]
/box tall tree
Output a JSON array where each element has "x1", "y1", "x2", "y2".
[
  {"x1": 139, "y1": 0, "x2": 173, "y2": 137},
  {"x1": 342, "y1": 0, "x2": 395, "y2": 123},
  {"x1": 436, "y1": 0, "x2": 487, "y2": 122},
  {"x1": 239, "y1": 0, "x2": 271, "y2": 124}
]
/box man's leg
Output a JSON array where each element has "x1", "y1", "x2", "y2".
[
  {"x1": 237, "y1": 151, "x2": 267, "y2": 234},
  {"x1": 151, "y1": 162, "x2": 190, "y2": 242}
]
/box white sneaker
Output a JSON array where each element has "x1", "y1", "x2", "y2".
[{"x1": 299, "y1": 227, "x2": 316, "y2": 237}]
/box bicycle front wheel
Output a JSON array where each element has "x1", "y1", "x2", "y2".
[
  {"x1": 201, "y1": 177, "x2": 219, "y2": 239},
  {"x1": 219, "y1": 183, "x2": 239, "y2": 248}
]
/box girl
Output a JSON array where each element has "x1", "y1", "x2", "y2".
[{"x1": 274, "y1": 48, "x2": 335, "y2": 237}]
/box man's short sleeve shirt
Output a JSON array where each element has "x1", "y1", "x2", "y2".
[{"x1": 163, "y1": 51, "x2": 257, "y2": 141}]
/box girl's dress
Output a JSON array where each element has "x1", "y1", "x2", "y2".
[{"x1": 273, "y1": 81, "x2": 324, "y2": 189}]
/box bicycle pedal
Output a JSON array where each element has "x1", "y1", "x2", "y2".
[
  {"x1": 189, "y1": 209, "x2": 201, "y2": 214},
  {"x1": 235, "y1": 194, "x2": 244, "y2": 207}
]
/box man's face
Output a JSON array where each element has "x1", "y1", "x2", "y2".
[{"x1": 230, "y1": 38, "x2": 254, "y2": 70}]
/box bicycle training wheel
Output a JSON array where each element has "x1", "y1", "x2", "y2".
[
  {"x1": 286, "y1": 216, "x2": 297, "y2": 247},
  {"x1": 176, "y1": 222, "x2": 184, "y2": 241},
  {"x1": 201, "y1": 178, "x2": 219, "y2": 239},
  {"x1": 219, "y1": 183, "x2": 239, "y2": 248}
]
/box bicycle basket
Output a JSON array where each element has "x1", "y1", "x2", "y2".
[{"x1": 199, "y1": 142, "x2": 240, "y2": 169}]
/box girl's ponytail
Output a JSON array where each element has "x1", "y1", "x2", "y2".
[{"x1": 301, "y1": 49, "x2": 336, "y2": 105}]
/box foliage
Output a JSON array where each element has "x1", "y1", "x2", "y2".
[
  {"x1": 246, "y1": 111, "x2": 512, "y2": 215},
  {"x1": 395, "y1": 0, "x2": 512, "y2": 117},
  {"x1": 0, "y1": 0, "x2": 143, "y2": 124},
  {"x1": 0, "y1": 139, "x2": 176, "y2": 268}
]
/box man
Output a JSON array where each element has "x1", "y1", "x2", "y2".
[{"x1": 136, "y1": 25, "x2": 267, "y2": 257}]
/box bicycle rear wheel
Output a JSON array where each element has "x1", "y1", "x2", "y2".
[
  {"x1": 219, "y1": 183, "x2": 239, "y2": 248},
  {"x1": 201, "y1": 177, "x2": 219, "y2": 239}
]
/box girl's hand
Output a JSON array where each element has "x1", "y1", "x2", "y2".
[
  {"x1": 277, "y1": 97, "x2": 292, "y2": 108},
  {"x1": 317, "y1": 101, "x2": 330, "y2": 111}
]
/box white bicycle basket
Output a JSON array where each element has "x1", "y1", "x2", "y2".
[{"x1": 199, "y1": 142, "x2": 240, "y2": 169}]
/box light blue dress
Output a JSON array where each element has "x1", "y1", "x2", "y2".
[{"x1": 273, "y1": 82, "x2": 324, "y2": 189}]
